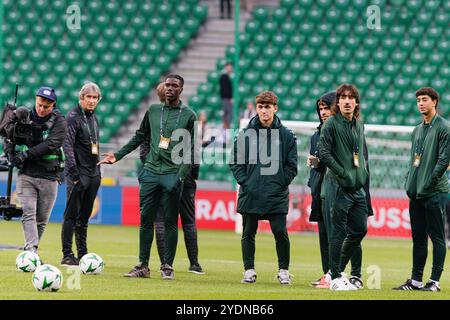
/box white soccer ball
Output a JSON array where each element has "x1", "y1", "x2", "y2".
[
  {"x1": 79, "y1": 253, "x2": 104, "y2": 275},
  {"x1": 32, "y1": 264, "x2": 63, "y2": 292},
  {"x1": 16, "y1": 251, "x2": 42, "y2": 272}
]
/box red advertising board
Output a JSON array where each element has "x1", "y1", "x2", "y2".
[{"x1": 121, "y1": 187, "x2": 412, "y2": 238}]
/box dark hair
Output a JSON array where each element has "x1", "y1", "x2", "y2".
[
  {"x1": 332, "y1": 84, "x2": 361, "y2": 119},
  {"x1": 165, "y1": 74, "x2": 184, "y2": 87},
  {"x1": 255, "y1": 91, "x2": 278, "y2": 105},
  {"x1": 416, "y1": 87, "x2": 439, "y2": 108}
]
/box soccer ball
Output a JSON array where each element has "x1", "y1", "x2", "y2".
[
  {"x1": 32, "y1": 264, "x2": 63, "y2": 292},
  {"x1": 79, "y1": 253, "x2": 104, "y2": 275},
  {"x1": 16, "y1": 251, "x2": 42, "y2": 272}
]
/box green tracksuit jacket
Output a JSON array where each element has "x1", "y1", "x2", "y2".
[
  {"x1": 229, "y1": 115, "x2": 298, "y2": 215},
  {"x1": 318, "y1": 113, "x2": 368, "y2": 191},
  {"x1": 114, "y1": 102, "x2": 197, "y2": 179},
  {"x1": 405, "y1": 114, "x2": 450, "y2": 199}
]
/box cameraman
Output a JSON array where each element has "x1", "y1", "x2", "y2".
[{"x1": 14, "y1": 87, "x2": 67, "y2": 254}]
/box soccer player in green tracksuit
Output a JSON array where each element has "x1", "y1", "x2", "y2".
[
  {"x1": 394, "y1": 87, "x2": 449, "y2": 292},
  {"x1": 230, "y1": 91, "x2": 298, "y2": 285},
  {"x1": 308, "y1": 91, "x2": 373, "y2": 289},
  {"x1": 318, "y1": 84, "x2": 369, "y2": 291},
  {"x1": 99, "y1": 75, "x2": 197, "y2": 280}
]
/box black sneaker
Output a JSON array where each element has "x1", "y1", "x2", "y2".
[
  {"x1": 161, "y1": 264, "x2": 174, "y2": 280},
  {"x1": 349, "y1": 276, "x2": 364, "y2": 289},
  {"x1": 393, "y1": 279, "x2": 422, "y2": 290},
  {"x1": 188, "y1": 263, "x2": 205, "y2": 275},
  {"x1": 421, "y1": 281, "x2": 441, "y2": 292},
  {"x1": 61, "y1": 254, "x2": 79, "y2": 266},
  {"x1": 123, "y1": 264, "x2": 150, "y2": 278}
]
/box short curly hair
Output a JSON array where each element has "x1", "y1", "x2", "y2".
[
  {"x1": 416, "y1": 87, "x2": 439, "y2": 108},
  {"x1": 255, "y1": 91, "x2": 278, "y2": 105}
]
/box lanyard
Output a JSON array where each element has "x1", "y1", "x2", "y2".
[
  {"x1": 351, "y1": 119, "x2": 359, "y2": 154},
  {"x1": 415, "y1": 123, "x2": 431, "y2": 156},
  {"x1": 82, "y1": 110, "x2": 97, "y2": 144},
  {"x1": 160, "y1": 104, "x2": 183, "y2": 137}
]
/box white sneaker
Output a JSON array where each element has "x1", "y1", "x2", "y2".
[
  {"x1": 330, "y1": 276, "x2": 358, "y2": 291},
  {"x1": 241, "y1": 269, "x2": 257, "y2": 283},
  {"x1": 277, "y1": 269, "x2": 292, "y2": 285}
]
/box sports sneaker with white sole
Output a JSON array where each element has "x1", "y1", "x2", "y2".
[
  {"x1": 277, "y1": 269, "x2": 292, "y2": 285},
  {"x1": 161, "y1": 264, "x2": 174, "y2": 280},
  {"x1": 316, "y1": 272, "x2": 332, "y2": 289},
  {"x1": 330, "y1": 276, "x2": 358, "y2": 291},
  {"x1": 241, "y1": 269, "x2": 257, "y2": 283},
  {"x1": 349, "y1": 276, "x2": 364, "y2": 289}
]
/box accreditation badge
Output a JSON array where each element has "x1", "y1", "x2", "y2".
[
  {"x1": 353, "y1": 152, "x2": 360, "y2": 168},
  {"x1": 413, "y1": 154, "x2": 421, "y2": 167},
  {"x1": 159, "y1": 136, "x2": 171, "y2": 150},
  {"x1": 91, "y1": 143, "x2": 99, "y2": 155}
]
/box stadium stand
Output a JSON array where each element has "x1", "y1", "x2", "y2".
[
  {"x1": 0, "y1": 0, "x2": 208, "y2": 144},
  {"x1": 190, "y1": 0, "x2": 449, "y2": 187}
]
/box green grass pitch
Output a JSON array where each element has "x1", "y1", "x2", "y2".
[{"x1": 0, "y1": 221, "x2": 449, "y2": 300}]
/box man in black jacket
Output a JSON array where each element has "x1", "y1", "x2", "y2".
[
  {"x1": 220, "y1": 62, "x2": 233, "y2": 129},
  {"x1": 230, "y1": 91, "x2": 298, "y2": 285},
  {"x1": 14, "y1": 87, "x2": 67, "y2": 254},
  {"x1": 60, "y1": 82, "x2": 102, "y2": 266}
]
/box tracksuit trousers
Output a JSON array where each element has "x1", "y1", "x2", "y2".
[
  {"x1": 138, "y1": 169, "x2": 182, "y2": 267},
  {"x1": 154, "y1": 175, "x2": 200, "y2": 266},
  {"x1": 241, "y1": 213, "x2": 290, "y2": 270},
  {"x1": 322, "y1": 175, "x2": 368, "y2": 280},
  {"x1": 409, "y1": 193, "x2": 448, "y2": 282},
  {"x1": 321, "y1": 175, "x2": 364, "y2": 278},
  {"x1": 61, "y1": 175, "x2": 101, "y2": 258}
]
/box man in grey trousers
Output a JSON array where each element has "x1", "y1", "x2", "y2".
[{"x1": 13, "y1": 87, "x2": 67, "y2": 253}]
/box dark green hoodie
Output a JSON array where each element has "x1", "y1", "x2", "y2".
[
  {"x1": 405, "y1": 114, "x2": 449, "y2": 199},
  {"x1": 319, "y1": 113, "x2": 368, "y2": 191},
  {"x1": 114, "y1": 101, "x2": 197, "y2": 179},
  {"x1": 229, "y1": 115, "x2": 298, "y2": 215}
]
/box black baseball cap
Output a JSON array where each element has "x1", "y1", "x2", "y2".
[{"x1": 36, "y1": 87, "x2": 57, "y2": 102}]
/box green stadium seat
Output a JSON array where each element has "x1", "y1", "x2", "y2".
[
  {"x1": 289, "y1": 60, "x2": 306, "y2": 74},
  {"x1": 245, "y1": 20, "x2": 260, "y2": 37},
  {"x1": 325, "y1": 36, "x2": 341, "y2": 49},
  {"x1": 298, "y1": 0, "x2": 313, "y2": 9},
  {"x1": 272, "y1": 34, "x2": 288, "y2": 48},
  {"x1": 280, "y1": 0, "x2": 296, "y2": 9},
  {"x1": 156, "y1": 30, "x2": 172, "y2": 44},
  {"x1": 281, "y1": 47, "x2": 296, "y2": 60},
  {"x1": 299, "y1": 22, "x2": 314, "y2": 35},
  {"x1": 335, "y1": 48, "x2": 351, "y2": 62},
  {"x1": 272, "y1": 7, "x2": 287, "y2": 24},
  {"x1": 252, "y1": 7, "x2": 269, "y2": 22},
  {"x1": 390, "y1": 50, "x2": 407, "y2": 64},
  {"x1": 262, "y1": 71, "x2": 278, "y2": 87},
  {"x1": 237, "y1": 58, "x2": 251, "y2": 73},
  {"x1": 262, "y1": 46, "x2": 279, "y2": 61},
  {"x1": 7, "y1": 11, "x2": 20, "y2": 24},
  {"x1": 289, "y1": 8, "x2": 305, "y2": 24},
  {"x1": 245, "y1": 46, "x2": 261, "y2": 60},
  {"x1": 437, "y1": 40, "x2": 449, "y2": 54},
  {"x1": 253, "y1": 59, "x2": 269, "y2": 73},
  {"x1": 307, "y1": 35, "x2": 323, "y2": 49},
  {"x1": 299, "y1": 47, "x2": 314, "y2": 62},
  {"x1": 243, "y1": 71, "x2": 259, "y2": 86},
  {"x1": 254, "y1": 33, "x2": 270, "y2": 47},
  {"x1": 288, "y1": 34, "x2": 304, "y2": 50},
  {"x1": 262, "y1": 21, "x2": 278, "y2": 38},
  {"x1": 335, "y1": 0, "x2": 351, "y2": 9},
  {"x1": 194, "y1": 5, "x2": 208, "y2": 21},
  {"x1": 175, "y1": 30, "x2": 191, "y2": 47}
]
